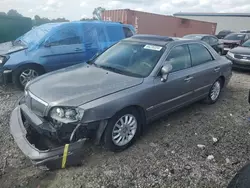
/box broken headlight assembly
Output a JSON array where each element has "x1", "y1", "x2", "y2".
[{"x1": 50, "y1": 107, "x2": 84, "y2": 124}]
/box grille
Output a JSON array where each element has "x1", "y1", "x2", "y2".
[
  {"x1": 234, "y1": 54, "x2": 250, "y2": 61},
  {"x1": 224, "y1": 43, "x2": 238, "y2": 49},
  {"x1": 25, "y1": 91, "x2": 48, "y2": 117}
]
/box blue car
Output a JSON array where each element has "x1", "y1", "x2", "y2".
[{"x1": 0, "y1": 21, "x2": 135, "y2": 89}]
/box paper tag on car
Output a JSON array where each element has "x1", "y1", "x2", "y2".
[{"x1": 144, "y1": 45, "x2": 162, "y2": 51}]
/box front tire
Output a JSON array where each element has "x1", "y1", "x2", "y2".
[
  {"x1": 13, "y1": 65, "x2": 44, "y2": 90},
  {"x1": 103, "y1": 108, "x2": 141, "y2": 152},
  {"x1": 204, "y1": 78, "x2": 222, "y2": 104}
]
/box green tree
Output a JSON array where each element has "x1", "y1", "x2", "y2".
[
  {"x1": 93, "y1": 7, "x2": 105, "y2": 20},
  {"x1": 80, "y1": 17, "x2": 97, "y2": 21},
  {"x1": 7, "y1": 9, "x2": 23, "y2": 17},
  {"x1": 33, "y1": 15, "x2": 69, "y2": 26}
]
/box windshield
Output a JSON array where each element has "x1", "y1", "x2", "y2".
[
  {"x1": 242, "y1": 40, "x2": 250, "y2": 47},
  {"x1": 16, "y1": 24, "x2": 57, "y2": 46},
  {"x1": 183, "y1": 35, "x2": 202, "y2": 40},
  {"x1": 224, "y1": 33, "x2": 245, "y2": 40},
  {"x1": 218, "y1": 31, "x2": 231, "y2": 35},
  {"x1": 92, "y1": 41, "x2": 165, "y2": 77}
]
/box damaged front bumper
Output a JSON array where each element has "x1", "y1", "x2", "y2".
[{"x1": 10, "y1": 104, "x2": 86, "y2": 169}]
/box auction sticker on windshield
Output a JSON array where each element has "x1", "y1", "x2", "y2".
[{"x1": 144, "y1": 45, "x2": 162, "y2": 51}]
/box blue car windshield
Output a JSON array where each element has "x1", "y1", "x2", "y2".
[
  {"x1": 92, "y1": 41, "x2": 165, "y2": 78},
  {"x1": 18, "y1": 24, "x2": 56, "y2": 46}
]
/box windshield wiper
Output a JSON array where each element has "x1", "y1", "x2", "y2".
[
  {"x1": 98, "y1": 65, "x2": 124, "y2": 73},
  {"x1": 98, "y1": 65, "x2": 142, "y2": 77},
  {"x1": 14, "y1": 39, "x2": 26, "y2": 46}
]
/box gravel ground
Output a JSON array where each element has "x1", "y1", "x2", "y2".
[{"x1": 1, "y1": 71, "x2": 250, "y2": 188}]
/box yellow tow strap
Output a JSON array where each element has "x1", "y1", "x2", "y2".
[{"x1": 61, "y1": 144, "x2": 69, "y2": 169}]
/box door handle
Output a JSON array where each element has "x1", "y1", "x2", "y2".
[
  {"x1": 184, "y1": 76, "x2": 194, "y2": 82},
  {"x1": 214, "y1": 67, "x2": 220, "y2": 72},
  {"x1": 75, "y1": 48, "x2": 83, "y2": 51}
]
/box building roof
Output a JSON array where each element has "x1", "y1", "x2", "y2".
[{"x1": 173, "y1": 12, "x2": 250, "y2": 17}]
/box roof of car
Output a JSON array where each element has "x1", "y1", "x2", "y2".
[
  {"x1": 43, "y1": 21, "x2": 128, "y2": 27},
  {"x1": 126, "y1": 35, "x2": 174, "y2": 46},
  {"x1": 125, "y1": 34, "x2": 203, "y2": 46},
  {"x1": 184, "y1": 34, "x2": 214, "y2": 37},
  {"x1": 227, "y1": 32, "x2": 247, "y2": 35}
]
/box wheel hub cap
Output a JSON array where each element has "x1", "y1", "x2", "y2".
[
  {"x1": 112, "y1": 114, "x2": 137, "y2": 146},
  {"x1": 19, "y1": 69, "x2": 39, "y2": 86},
  {"x1": 210, "y1": 81, "x2": 221, "y2": 101}
]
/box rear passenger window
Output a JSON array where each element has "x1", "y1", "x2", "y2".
[
  {"x1": 166, "y1": 44, "x2": 191, "y2": 72},
  {"x1": 83, "y1": 26, "x2": 99, "y2": 49},
  {"x1": 106, "y1": 26, "x2": 124, "y2": 42},
  {"x1": 123, "y1": 27, "x2": 133, "y2": 38},
  {"x1": 188, "y1": 43, "x2": 213, "y2": 66}
]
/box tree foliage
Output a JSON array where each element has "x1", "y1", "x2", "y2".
[
  {"x1": 93, "y1": 7, "x2": 105, "y2": 20},
  {"x1": 80, "y1": 17, "x2": 97, "y2": 21},
  {"x1": 33, "y1": 15, "x2": 69, "y2": 26},
  {"x1": 7, "y1": 9, "x2": 23, "y2": 17}
]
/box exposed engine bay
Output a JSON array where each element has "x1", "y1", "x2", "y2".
[{"x1": 20, "y1": 106, "x2": 93, "y2": 151}]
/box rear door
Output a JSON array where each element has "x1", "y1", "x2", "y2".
[
  {"x1": 39, "y1": 25, "x2": 84, "y2": 71},
  {"x1": 188, "y1": 43, "x2": 221, "y2": 97},
  {"x1": 149, "y1": 44, "x2": 195, "y2": 117}
]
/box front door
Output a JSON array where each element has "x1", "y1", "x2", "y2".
[
  {"x1": 148, "y1": 44, "x2": 196, "y2": 118},
  {"x1": 39, "y1": 25, "x2": 85, "y2": 72}
]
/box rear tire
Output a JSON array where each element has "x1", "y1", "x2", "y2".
[
  {"x1": 103, "y1": 108, "x2": 141, "y2": 152},
  {"x1": 204, "y1": 78, "x2": 222, "y2": 104},
  {"x1": 13, "y1": 65, "x2": 44, "y2": 90}
]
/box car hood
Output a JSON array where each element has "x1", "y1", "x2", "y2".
[
  {"x1": 222, "y1": 40, "x2": 241, "y2": 44},
  {"x1": 230, "y1": 46, "x2": 250, "y2": 55},
  {"x1": 0, "y1": 41, "x2": 26, "y2": 55},
  {"x1": 28, "y1": 64, "x2": 144, "y2": 106}
]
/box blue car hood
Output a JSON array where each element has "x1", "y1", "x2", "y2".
[{"x1": 0, "y1": 42, "x2": 26, "y2": 55}]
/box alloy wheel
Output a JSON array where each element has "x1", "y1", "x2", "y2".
[
  {"x1": 112, "y1": 114, "x2": 137, "y2": 146},
  {"x1": 210, "y1": 81, "x2": 221, "y2": 101},
  {"x1": 19, "y1": 69, "x2": 39, "y2": 86}
]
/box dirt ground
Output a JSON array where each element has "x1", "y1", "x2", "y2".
[{"x1": 0, "y1": 70, "x2": 250, "y2": 188}]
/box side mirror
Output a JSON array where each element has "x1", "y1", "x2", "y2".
[
  {"x1": 161, "y1": 64, "x2": 172, "y2": 82},
  {"x1": 44, "y1": 40, "x2": 51, "y2": 47}
]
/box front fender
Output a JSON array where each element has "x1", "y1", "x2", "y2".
[{"x1": 79, "y1": 85, "x2": 148, "y2": 123}]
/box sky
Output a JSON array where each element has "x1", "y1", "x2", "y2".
[{"x1": 1, "y1": 0, "x2": 250, "y2": 20}]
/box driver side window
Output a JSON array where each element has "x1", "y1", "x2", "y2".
[
  {"x1": 47, "y1": 26, "x2": 81, "y2": 46},
  {"x1": 166, "y1": 44, "x2": 191, "y2": 72}
]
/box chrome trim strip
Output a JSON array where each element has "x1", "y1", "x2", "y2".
[
  {"x1": 3, "y1": 70, "x2": 12, "y2": 74},
  {"x1": 146, "y1": 91, "x2": 193, "y2": 111},
  {"x1": 148, "y1": 93, "x2": 208, "y2": 120},
  {"x1": 236, "y1": 54, "x2": 250, "y2": 57},
  {"x1": 29, "y1": 91, "x2": 48, "y2": 106},
  {"x1": 146, "y1": 84, "x2": 211, "y2": 111},
  {"x1": 194, "y1": 84, "x2": 212, "y2": 92}
]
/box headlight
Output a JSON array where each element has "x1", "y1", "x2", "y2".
[
  {"x1": 50, "y1": 107, "x2": 84, "y2": 124},
  {"x1": 227, "y1": 51, "x2": 234, "y2": 58},
  {"x1": 0, "y1": 55, "x2": 9, "y2": 64},
  {"x1": 0, "y1": 56, "x2": 3, "y2": 64}
]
